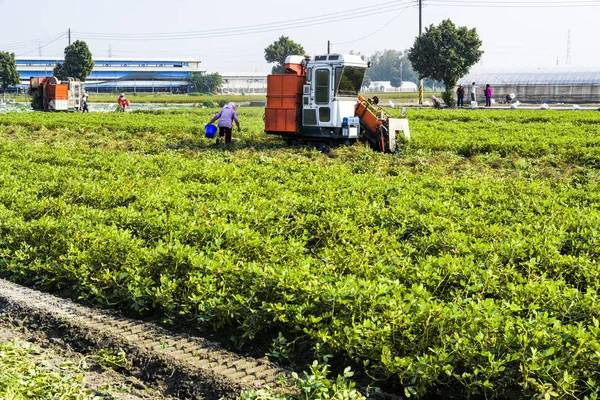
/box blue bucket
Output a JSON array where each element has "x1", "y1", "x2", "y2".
[{"x1": 205, "y1": 124, "x2": 217, "y2": 138}]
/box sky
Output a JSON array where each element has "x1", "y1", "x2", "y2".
[{"x1": 1, "y1": 0, "x2": 599, "y2": 74}]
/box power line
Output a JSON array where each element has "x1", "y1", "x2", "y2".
[
  {"x1": 0, "y1": 33, "x2": 65, "y2": 51},
  {"x1": 75, "y1": 0, "x2": 414, "y2": 38},
  {"x1": 427, "y1": 0, "x2": 600, "y2": 7},
  {"x1": 331, "y1": 6, "x2": 411, "y2": 45},
  {"x1": 17, "y1": 34, "x2": 66, "y2": 57},
  {"x1": 72, "y1": 1, "x2": 416, "y2": 41}
]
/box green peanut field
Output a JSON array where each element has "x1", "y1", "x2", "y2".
[{"x1": 0, "y1": 107, "x2": 599, "y2": 399}]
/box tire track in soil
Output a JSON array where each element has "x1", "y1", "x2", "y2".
[{"x1": 0, "y1": 278, "x2": 293, "y2": 399}]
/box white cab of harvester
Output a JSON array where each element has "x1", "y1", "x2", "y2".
[{"x1": 299, "y1": 54, "x2": 368, "y2": 132}]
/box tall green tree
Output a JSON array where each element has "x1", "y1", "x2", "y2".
[
  {"x1": 264, "y1": 36, "x2": 305, "y2": 74},
  {"x1": 408, "y1": 19, "x2": 483, "y2": 107},
  {"x1": 0, "y1": 51, "x2": 20, "y2": 102},
  {"x1": 389, "y1": 66, "x2": 403, "y2": 90},
  {"x1": 53, "y1": 40, "x2": 95, "y2": 81},
  {"x1": 188, "y1": 72, "x2": 223, "y2": 94},
  {"x1": 366, "y1": 49, "x2": 417, "y2": 84}
]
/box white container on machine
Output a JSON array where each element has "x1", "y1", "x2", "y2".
[{"x1": 342, "y1": 117, "x2": 360, "y2": 138}]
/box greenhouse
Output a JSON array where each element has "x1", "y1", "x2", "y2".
[{"x1": 459, "y1": 66, "x2": 600, "y2": 103}]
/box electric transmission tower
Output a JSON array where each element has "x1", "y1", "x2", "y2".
[{"x1": 566, "y1": 29, "x2": 572, "y2": 65}]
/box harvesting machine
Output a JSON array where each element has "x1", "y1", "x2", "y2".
[
  {"x1": 265, "y1": 54, "x2": 409, "y2": 153},
  {"x1": 29, "y1": 77, "x2": 84, "y2": 112}
]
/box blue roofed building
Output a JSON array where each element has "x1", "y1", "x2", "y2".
[{"x1": 15, "y1": 57, "x2": 203, "y2": 93}]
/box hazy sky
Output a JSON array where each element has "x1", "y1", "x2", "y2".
[{"x1": 1, "y1": 0, "x2": 599, "y2": 73}]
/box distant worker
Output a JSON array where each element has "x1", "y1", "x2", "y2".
[
  {"x1": 117, "y1": 93, "x2": 129, "y2": 112},
  {"x1": 81, "y1": 92, "x2": 89, "y2": 113},
  {"x1": 431, "y1": 95, "x2": 442, "y2": 110},
  {"x1": 470, "y1": 82, "x2": 478, "y2": 102},
  {"x1": 207, "y1": 102, "x2": 241, "y2": 145},
  {"x1": 456, "y1": 84, "x2": 465, "y2": 107},
  {"x1": 485, "y1": 84, "x2": 492, "y2": 107}
]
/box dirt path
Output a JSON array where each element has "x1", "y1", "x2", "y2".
[{"x1": 0, "y1": 278, "x2": 292, "y2": 399}]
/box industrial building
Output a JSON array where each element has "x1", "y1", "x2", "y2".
[
  {"x1": 459, "y1": 67, "x2": 600, "y2": 103},
  {"x1": 15, "y1": 57, "x2": 203, "y2": 93}
]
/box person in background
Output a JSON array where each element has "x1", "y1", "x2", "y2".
[
  {"x1": 117, "y1": 93, "x2": 129, "y2": 112},
  {"x1": 456, "y1": 84, "x2": 465, "y2": 107},
  {"x1": 81, "y1": 92, "x2": 89, "y2": 113},
  {"x1": 431, "y1": 95, "x2": 442, "y2": 110},
  {"x1": 470, "y1": 82, "x2": 478, "y2": 102},
  {"x1": 485, "y1": 84, "x2": 492, "y2": 107},
  {"x1": 207, "y1": 102, "x2": 241, "y2": 145}
]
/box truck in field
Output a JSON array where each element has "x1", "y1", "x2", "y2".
[
  {"x1": 265, "y1": 54, "x2": 410, "y2": 153},
  {"x1": 30, "y1": 77, "x2": 84, "y2": 112}
]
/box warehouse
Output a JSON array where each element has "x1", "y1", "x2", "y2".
[
  {"x1": 15, "y1": 57, "x2": 203, "y2": 93},
  {"x1": 459, "y1": 67, "x2": 600, "y2": 103}
]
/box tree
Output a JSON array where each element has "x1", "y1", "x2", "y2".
[
  {"x1": 390, "y1": 66, "x2": 403, "y2": 90},
  {"x1": 188, "y1": 72, "x2": 223, "y2": 94},
  {"x1": 53, "y1": 40, "x2": 95, "y2": 81},
  {"x1": 0, "y1": 51, "x2": 20, "y2": 102},
  {"x1": 366, "y1": 49, "x2": 418, "y2": 84},
  {"x1": 408, "y1": 19, "x2": 483, "y2": 107},
  {"x1": 264, "y1": 36, "x2": 305, "y2": 74}
]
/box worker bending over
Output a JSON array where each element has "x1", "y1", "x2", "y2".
[{"x1": 208, "y1": 102, "x2": 241, "y2": 145}]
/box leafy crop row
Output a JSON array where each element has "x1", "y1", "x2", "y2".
[{"x1": 0, "y1": 109, "x2": 599, "y2": 398}]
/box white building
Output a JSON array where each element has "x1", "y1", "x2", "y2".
[
  {"x1": 220, "y1": 73, "x2": 268, "y2": 94},
  {"x1": 364, "y1": 80, "x2": 418, "y2": 93}
]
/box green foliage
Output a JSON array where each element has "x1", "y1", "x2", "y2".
[
  {"x1": 53, "y1": 40, "x2": 95, "y2": 81},
  {"x1": 0, "y1": 51, "x2": 20, "y2": 92},
  {"x1": 264, "y1": 36, "x2": 305, "y2": 74},
  {"x1": 240, "y1": 361, "x2": 365, "y2": 400},
  {"x1": 408, "y1": 19, "x2": 483, "y2": 106},
  {"x1": 189, "y1": 72, "x2": 224, "y2": 94},
  {"x1": 0, "y1": 109, "x2": 600, "y2": 398},
  {"x1": 0, "y1": 340, "x2": 93, "y2": 399},
  {"x1": 367, "y1": 49, "x2": 417, "y2": 84},
  {"x1": 95, "y1": 348, "x2": 128, "y2": 370}
]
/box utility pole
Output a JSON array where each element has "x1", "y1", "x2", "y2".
[
  {"x1": 38, "y1": 42, "x2": 42, "y2": 57},
  {"x1": 418, "y1": 0, "x2": 424, "y2": 105},
  {"x1": 327, "y1": 40, "x2": 330, "y2": 54},
  {"x1": 108, "y1": 44, "x2": 113, "y2": 58},
  {"x1": 68, "y1": 28, "x2": 71, "y2": 46},
  {"x1": 419, "y1": 0, "x2": 422, "y2": 35}
]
